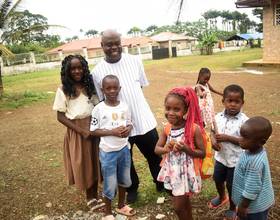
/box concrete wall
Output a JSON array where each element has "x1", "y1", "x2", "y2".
[{"x1": 263, "y1": 0, "x2": 280, "y2": 62}]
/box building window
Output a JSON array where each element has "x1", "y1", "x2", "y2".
[{"x1": 276, "y1": 3, "x2": 280, "y2": 26}]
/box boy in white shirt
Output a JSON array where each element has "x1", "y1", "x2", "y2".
[
  {"x1": 209, "y1": 84, "x2": 249, "y2": 220},
  {"x1": 90, "y1": 75, "x2": 135, "y2": 219}
]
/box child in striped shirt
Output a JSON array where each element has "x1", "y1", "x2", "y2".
[{"x1": 232, "y1": 116, "x2": 274, "y2": 220}]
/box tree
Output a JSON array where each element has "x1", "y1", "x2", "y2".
[
  {"x1": 0, "y1": 0, "x2": 61, "y2": 96},
  {"x1": 252, "y1": 8, "x2": 263, "y2": 32},
  {"x1": 145, "y1": 25, "x2": 158, "y2": 36},
  {"x1": 2, "y1": 10, "x2": 48, "y2": 45},
  {"x1": 202, "y1": 10, "x2": 220, "y2": 29},
  {"x1": 0, "y1": 0, "x2": 17, "y2": 96},
  {"x1": 198, "y1": 32, "x2": 218, "y2": 55},
  {"x1": 127, "y1": 26, "x2": 142, "y2": 36},
  {"x1": 85, "y1": 29, "x2": 99, "y2": 37},
  {"x1": 183, "y1": 20, "x2": 207, "y2": 39}
]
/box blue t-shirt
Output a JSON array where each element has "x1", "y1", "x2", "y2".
[{"x1": 232, "y1": 149, "x2": 274, "y2": 213}]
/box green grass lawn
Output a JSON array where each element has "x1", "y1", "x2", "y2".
[
  {"x1": 0, "y1": 48, "x2": 262, "y2": 109},
  {"x1": 144, "y1": 48, "x2": 262, "y2": 71}
]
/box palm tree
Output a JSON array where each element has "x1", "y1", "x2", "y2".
[
  {"x1": 0, "y1": 0, "x2": 61, "y2": 96},
  {"x1": 127, "y1": 26, "x2": 142, "y2": 36},
  {"x1": 0, "y1": 0, "x2": 17, "y2": 96}
]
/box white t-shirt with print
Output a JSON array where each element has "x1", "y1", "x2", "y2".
[
  {"x1": 90, "y1": 101, "x2": 132, "y2": 152},
  {"x1": 91, "y1": 53, "x2": 157, "y2": 136},
  {"x1": 214, "y1": 110, "x2": 249, "y2": 168}
]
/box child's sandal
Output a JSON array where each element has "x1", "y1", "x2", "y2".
[
  {"x1": 86, "y1": 198, "x2": 105, "y2": 211},
  {"x1": 115, "y1": 205, "x2": 136, "y2": 216}
]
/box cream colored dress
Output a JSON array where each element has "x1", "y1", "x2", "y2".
[{"x1": 53, "y1": 87, "x2": 100, "y2": 190}]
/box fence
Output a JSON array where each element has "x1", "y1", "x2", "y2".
[
  {"x1": 2, "y1": 53, "x2": 32, "y2": 66},
  {"x1": 1, "y1": 43, "x2": 248, "y2": 75}
]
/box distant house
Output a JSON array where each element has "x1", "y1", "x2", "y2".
[
  {"x1": 236, "y1": 0, "x2": 280, "y2": 65},
  {"x1": 151, "y1": 32, "x2": 197, "y2": 57},
  {"x1": 47, "y1": 36, "x2": 155, "y2": 60},
  {"x1": 151, "y1": 32, "x2": 196, "y2": 50},
  {"x1": 226, "y1": 33, "x2": 263, "y2": 47},
  {"x1": 227, "y1": 33, "x2": 263, "y2": 41}
]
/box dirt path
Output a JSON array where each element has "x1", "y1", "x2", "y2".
[{"x1": 0, "y1": 69, "x2": 280, "y2": 219}]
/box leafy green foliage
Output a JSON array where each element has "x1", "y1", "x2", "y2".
[
  {"x1": 252, "y1": 8, "x2": 263, "y2": 32},
  {"x1": 0, "y1": 0, "x2": 62, "y2": 95},
  {"x1": 127, "y1": 26, "x2": 143, "y2": 35},
  {"x1": 2, "y1": 10, "x2": 48, "y2": 44},
  {"x1": 85, "y1": 29, "x2": 99, "y2": 37},
  {"x1": 198, "y1": 32, "x2": 218, "y2": 55},
  {"x1": 7, "y1": 35, "x2": 61, "y2": 54},
  {"x1": 0, "y1": 0, "x2": 12, "y2": 28}
]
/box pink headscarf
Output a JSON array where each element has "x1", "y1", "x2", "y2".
[{"x1": 168, "y1": 86, "x2": 204, "y2": 149}]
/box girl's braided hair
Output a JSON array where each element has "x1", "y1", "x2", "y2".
[
  {"x1": 60, "y1": 54, "x2": 96, "y2": 98},
  {"x1": 166, "y1": 87, "x2": 204, "y2": 149}
]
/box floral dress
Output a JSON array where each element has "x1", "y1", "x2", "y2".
[
  {"x1": 157, "y1": 126, "x2": 202, "y2": 196},
  {"x1": 195, "y1": 84, "x2": 215, "y2": 128}
]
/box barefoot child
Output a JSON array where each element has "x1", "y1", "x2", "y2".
[
  {"x1": 155, "y1": 87, "x2": 206, "y2": 220},
  {"x1": 209, "y1": 84, "x2": 249, "y2": 220},
  {"x1": 233, "y1": 117, "x2": 274, "y2": 220},
  {"x1": 53, "y1": 55, "x2": 102, "y2": 208},
  {"x1": 90, "y1": 75, "x2": 135, "y2": 219},
  {"x1": 194, "y1": 67, "x2": 222, "y2": 129}
]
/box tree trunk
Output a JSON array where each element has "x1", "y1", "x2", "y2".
[{"x1": 0, "y1": 62, "x2": 3, "y2": 97}]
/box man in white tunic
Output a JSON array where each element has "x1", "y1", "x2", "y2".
[{"x1": 91, "y1": 29, "x2": 163, "y2": 203}]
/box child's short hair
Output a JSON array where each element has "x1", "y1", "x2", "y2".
[
  {"x1": 244, "y1": 116, "x2": 272, "y2": 141},
  {"x1": 102, "y1": 74, "x2": 120, "y2": 87},
  {"x1": 223, "y1": 84, "x2": 244, "y2": 100},
  {"x1": 197, "y1": 68, "x2": 211, "y2": 83},
  {"x1": 199, "y1": 68, "x2": 211, "y2": 76}
]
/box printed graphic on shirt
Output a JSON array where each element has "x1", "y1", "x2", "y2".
[{"x1": 91, "y1": 117, "x2": 98, "y2": 126}]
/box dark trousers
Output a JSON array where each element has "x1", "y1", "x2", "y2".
[
  {"x1": 127, "y1": 128, "x2": 162, "y2": 193},
  {"x1": 239, "y1": 209, "x2": 269, "y2": 220}
]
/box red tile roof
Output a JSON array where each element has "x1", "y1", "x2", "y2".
[{"x1": 48, "y1": 36, "x2": 154, "y2": 54}]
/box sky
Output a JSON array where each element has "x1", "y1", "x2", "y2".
[{"x1": 23, "y1": 0, "x2": 255, "y2": 39}]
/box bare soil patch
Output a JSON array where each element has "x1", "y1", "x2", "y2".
[{"x1": 0, "y1": 68, "x2": 279, "y2": 219}]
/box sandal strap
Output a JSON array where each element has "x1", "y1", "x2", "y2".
[
  {"x1": 122, "y1": 205, "x2": 133, "y2": 212},
  {"x1": 87, "y1": 198, "x2": 97, "y2": 206}
]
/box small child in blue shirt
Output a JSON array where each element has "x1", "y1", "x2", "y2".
[{"x1": 232, "y1": 116, "x2": 274, "y2": 220}]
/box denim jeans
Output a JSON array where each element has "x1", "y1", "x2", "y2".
[{"x1": 99, "y1": 146, "x2": 131, "y2": 200}]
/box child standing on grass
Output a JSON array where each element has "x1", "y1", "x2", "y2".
[
  {"x1": 155, "y1": 87, "x2": 206, "y2": 220},
  {"x1": 53, "y1": 55, "x2": 103, "y2": 209},
  {"x1": 90, "y1": 75, "x2": 135, "y2": 220},
  {"x1": 233, "y1": 116, "x2": 274, "y2": 220},
  {"x1": 209, "y1": 84, "x2": 249, "y2": 220},
  {"x1": 194, "y1": 68, "x2": 222, "y2": 129}
]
